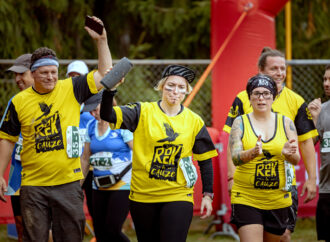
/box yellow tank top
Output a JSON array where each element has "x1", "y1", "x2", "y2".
[{"x1": 231, "y1": 113, "x2": 292, "y2": 210}]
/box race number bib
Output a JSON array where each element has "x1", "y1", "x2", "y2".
[
  {"x1": 90, "y1": 152, "x2": 113, "y2": 167},
  {"x1": 282, "y1": 160, "x2": 294, "y2": 192},
  {"x1": 79, "y1": 128, "x2": 87, "y2": 144},
  {"x1": 66, "y1": 126, "x2": 82, "y2": 158},
  {"x1": 321, "y1": 131, "x2": 330, "y2": 153},
  {"x1": 179, "y1": 156, "x2": 198, "y2": 188},
  {"x1": 14, "y1": 137, "x2": 23, "y2": 161}
]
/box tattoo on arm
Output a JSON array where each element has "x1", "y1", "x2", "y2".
[
  {"x1": 229, "y1": 117, "x2": 245, "y2": 166},
  {"x1": 286, "y1": 118, "x2": 298, "y2": 139},
  {"x1": 289, "y1": 120, "x2": 296, "y2": 132}
]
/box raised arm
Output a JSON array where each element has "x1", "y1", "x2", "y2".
[{"x1": 84, "y1": 16, "x2": 112, "y2": 90}]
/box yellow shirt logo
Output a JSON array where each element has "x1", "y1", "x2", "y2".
[{"x1": 306, "y1": 107, "x2": 313, "y2": 120}]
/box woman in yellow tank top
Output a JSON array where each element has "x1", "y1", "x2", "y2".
[{"x1": 229, "y1": 74, "x2": 301, "y2": 241}]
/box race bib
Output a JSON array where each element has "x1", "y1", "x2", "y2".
[
  {"x1": 66, "y1": 126, "x2": 82, "y2": 158},
  {"x1": 282, "y1": 160, "x2": 294, "y2": 192},
  {"x1": 90, "y1": 152, "x2": 113, "y2": 167},
  {"x1": 14, "y1": 137, "x2": 23, "y2": 161},
  {"x1": 79, "y1": 128, "x2": 87, "y2": 144},
  {"x1": 321, "y1": 131, "x2": 330, "y2": 153},
  {"x1": 179, "y1": 156, "x2": 198, "y2": 188}
]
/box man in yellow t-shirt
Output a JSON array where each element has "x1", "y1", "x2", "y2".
[
  {"x1": 0, "y1": 16, "x2": 112, "y2": 241},
  {"x1": 5, "y1": 53, "x2": 34, "y2": 241}
]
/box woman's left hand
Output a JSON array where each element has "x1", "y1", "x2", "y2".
[
  {"x1": 200, "y1": 196, "x2": 213, "y2": 219},
  {"x1": 282, "y1": 139, "x2": 297, "y2": 158}
]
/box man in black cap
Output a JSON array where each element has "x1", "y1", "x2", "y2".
[
  {"x1": 5, "y1": 53, "x2": 34, "y2": 241},
  {"x1": 7, "y1": 54, "x2": 34, "y2": 91}
]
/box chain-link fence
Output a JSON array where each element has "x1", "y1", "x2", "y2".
[
  {"x1": 288, "y1": 60, "x2": 330, "y2": 104},
  {"x1": 0, "y1": 59, "x2": 329, "y2": 127}
]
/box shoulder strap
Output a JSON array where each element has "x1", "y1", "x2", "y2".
[{"x1": 114, "y1": 163, "x2": 132, "y2": 181}]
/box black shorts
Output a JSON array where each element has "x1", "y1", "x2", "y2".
[
  {"x1": 316, "y1": 193, "x2": 330, "y2": 240},
  {"x1": 286, "y1": 185, "x2": 298, "y2": 232},
  {"x1": 11, "y1": 195, "x2": 21, "y2": 216},
  {"x1": 231, "y1": 204, "x2": 290, "y2": 236}
]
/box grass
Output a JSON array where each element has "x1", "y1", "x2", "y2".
[{"x1": 0, "y1": 216, "x2": 318, "y2": 241}]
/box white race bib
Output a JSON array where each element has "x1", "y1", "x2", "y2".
[
  {"x1": 179, "y1": 156, "x2": 198, "y2": 188},
  {"x1": 66, "y1": 126, "x2": 82, "y2": 158},
  {"x1": 282, "y1": 160, "x2": 294, "y2": 192},
  {"x1": 90, "y1": 152, "x2": 113, "y2": 167},
  {"x1": 321, "y1": 131, "x2": 330, "y2": 153},
  {"x1": 14, "y1": 137, "x2": 23, "y2": 161}
]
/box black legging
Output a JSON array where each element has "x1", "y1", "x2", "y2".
[
  {"x1": 92, "y1": 190, "x2": 130, "y2": 242},
  {"x1": 129, "y1": 200, "x2": 193, "y2": 242},
  {"x1": 82, "y1": 170, "x2": 94, "y2": 219}
]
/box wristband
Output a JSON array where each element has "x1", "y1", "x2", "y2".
[
  {"x1": 203, "y1": 192, "x2": 214, "y2": 200},
  {"x1": 108, "y1": 89, "x2": 117, "y2": 94}
]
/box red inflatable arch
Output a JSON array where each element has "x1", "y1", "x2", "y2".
[{"x1": 211, "y1": 0, "x2": 289, "y2": 131}]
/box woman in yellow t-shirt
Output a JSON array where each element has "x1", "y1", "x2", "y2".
[
  {"x1": 100, "y1": 65, "x2": 218, "y2": 242},
  {"x1": 229, "y1": 74, "x2": 300, "y2": 241}
]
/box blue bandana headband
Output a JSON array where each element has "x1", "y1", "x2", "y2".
[{"x1": 31, "y1": 58, "x2": 59, "y2": 72}]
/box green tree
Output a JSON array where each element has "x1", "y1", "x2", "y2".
[
  {"x1": 1, "y1": 1, "x2": 328, "y2": 60},
  {"x1": 276, "y1": 0, "x2": 330, "y2": 59},
  {"x1": 0, "y1": 0, "x2": 93, "y2": 59},
  {"x1": 92, "y1": 0, "x2": 210, "y2": 59}
]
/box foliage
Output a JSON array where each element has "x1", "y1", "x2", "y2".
[
  {"x1": 0, "y1": 0, "x2": 93, "y2": 59},
  {"x1": 90, "y1": 0, "x2": 210, "y2": 59},
  {"x1": 275, "y1": 0, "x2": 330, "y2": 59},
  {"x1": 0, "y1": 0, "x2": 329, "y2": 60},
  {"x1": 124, "y1": 0, "x2": 210, "y2": 59}
]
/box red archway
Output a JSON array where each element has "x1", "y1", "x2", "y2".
[{"x1": 211, "y1": 0, "x2": 289, "y2": 130}]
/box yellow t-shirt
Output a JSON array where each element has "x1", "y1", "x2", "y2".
[
  {"x1": 224, "y1": 87, "x2": 318, "y2": 141},
  {"x1": 110, "y1": 101, "x2": 218, "y2": 204},
  {"x1": 0, "y1": 72, "x2": 98, "y2": 186},
  {"x1": 223, "y1": 87, "x2": 318, "y2": 186},
  {"x1": 231, "y1": 113, "x2": 292, "y2": 210}
]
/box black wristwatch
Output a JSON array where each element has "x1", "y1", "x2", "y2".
[{"x1": 203, "y1": 192, "x2": 214, "y2": 200}]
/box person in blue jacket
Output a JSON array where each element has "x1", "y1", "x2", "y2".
[{"x1": 81, "y1": 93, "x2": 133, "y2": 242}]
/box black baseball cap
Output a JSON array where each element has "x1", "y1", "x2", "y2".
[
  {"x1": 82, "y1": 90, "x2": 104, "y2": 112},
  {"x1": 7, "y1": 54, "x2": 32, "y2": 73}
]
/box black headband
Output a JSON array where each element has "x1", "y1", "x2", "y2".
[
  {"x1": 246, "y1": 74, "x2": 277, "y2": 99},
  {"x1": 161, "y1": 65, "x2": 196, "y2": 83}
]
